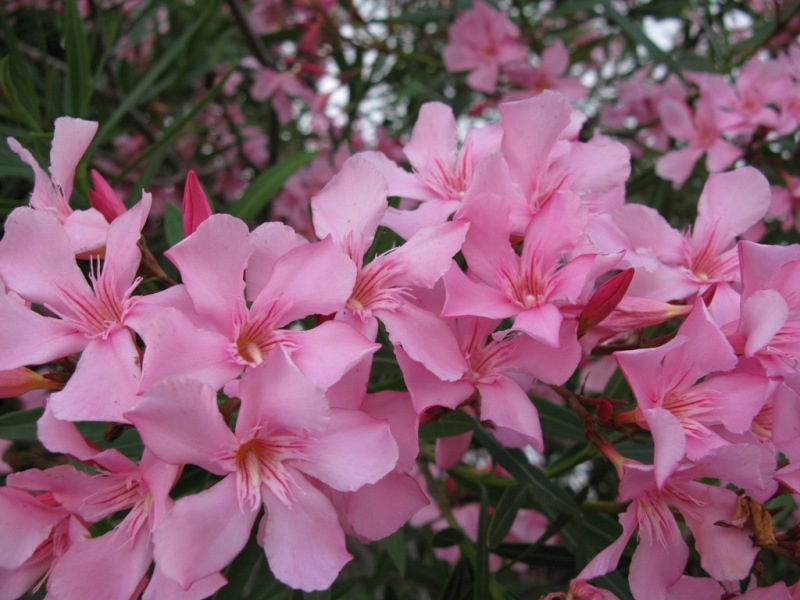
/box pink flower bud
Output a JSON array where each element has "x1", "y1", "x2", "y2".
[
  {"x1": 182, "y1": 170, "x2": 213, "y2": 237},
  {"x1": 88, "y1": 169, "x2": 126, "y2": 222},
  {"x1": 0, "y1": 368, "x2": 63, "y2": 399},
  {"x1": 578, "y1": 268, "x2": 634, "y2": 337}
]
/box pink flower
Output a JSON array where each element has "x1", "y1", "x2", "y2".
[
  {"x1": 126, "y1": 348, "x2": 399, "y2": 591},
  {"x1": 442, "y1": 0, "x2": 526, "y2": 93}
]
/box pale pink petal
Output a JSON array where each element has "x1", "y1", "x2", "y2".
[
  {"x1": 236, "y1": 347, "x2": 329, "y2": 435},
  {"x1": 435, "y1": 430, "x2": 473, "y2": 469},
  {"x1": 396, "y1": 345, "x2": 475, "y2": 414},
  {"x1": 0, "y1": 294, "x2": 85, "y2": 369},
  {"x1": 695, "y1": 168, "x2": 771, "y2": 249},
  {"x1": 287, "y1": 321, "x2": 379, "y2": 390},
  {"x1": 740, "y1": 290, "x2": 788, "y2": 356},
  {"x1": 379, "y1": 303, "x2": 467, "y2": 381},
  {"x1": 466, "y1": 63, "x2": 499, "y2": 93},
  {"x1": 165, "y1": 214, "x2": 252, "y2": 336},
  {"x1": 49, "y1": 117, "x2": 98, "y2": 203},
  {"x1": 357, "y1": 150, "x2": 435, "y2": 201},
  {"x1": 667, "y1": 576, "x2": 724, "y2": 600},
  {"x1": 344, "y1": 473, "x2": 429, "y2": 540},
  {"x1": 441, "y1": 264, "x2": 518, "y2": 320},
  {"x1": 36, "y1": 406, "x2": 100, "y2": 460},
  {"x1": 144, "y1": 568, "x2": 227, "y2": 600},
  {"x1": 48, "y1": 518, "x2": 151, "y2": 600},
  {"x1": 381, "y1": 199, "x2": 461, "y2": 240},
  {"x1": 679, "y1": 483, "x2": 759, "y2": 582},
  {"x1": 48, "y1": 332, "x2": 140, "y2": 423},
  {"x1": 246, "y1": 222, "x2": 307, "y2": 301},
  {"x1": 300, "y1": 409, "x2": 398, "y2": 491},
  {"x1": 500, "y1": 91, "x2": 572, "y2": 192},
  {"x1": 514, "y1": 303, "x2": 563, "y2": 347},
  {"x1": 705, "y1": 138, "x2": 743, "y2": 172},
  {"x1": 7, "y1": 136, "x2": 63, "y2": 217},
  {"x1": 657, "y1": 99, "x2": 697, "y2": 140},
  {"x1": 655, "y1": 146, "x2": 704, "y2": 187},
  {"x1": 311, "y1": 156, "x2": 388, "y2": 256},
  {"x1": 0, "y1": 487, "x2": 64, "y2": 569},
  {"x1": 154, "y1": 476, "x2": 256, "y2": 589},
  {"x1": 0, "y1": 207, "x2": 91, "y2": 311},
  {"x1": 101, "y1": 193, "x2": 151, "y2": 298},
  {"x1": 126, "y1": 379, "x2": 237, "y2": 474},
  {"x1": 691, "y1": 372, "x2": 769, "y2": 434},
  {"x1": 261, "y1": 474, "x2": 351, "y2": 592},
  {"x1": 478, "y1": 375, "x2": 543, "y2": 451},
  {"x1": 361, "y1": 390, "x2": 420, "y2": 472},
  {"x1": 642, "y1": 407, "x2": 686, "y2": 488},
  {"x1": 255, "y1": 236, "x2": 356, "y2": 324},
  {"x1": 62, "y1": 208, "x2": 109, "y2": 255},
  {"x1": 628, "y1": 509, "x2": 688, "y2": 600},
  {"x1": 137, "y1": 308, "x2": 240, "y2": 392},
  {"x1": 505, "y1": 321, "x2": 582, "y2": 384},
  {"x1": 384, "y1": 221, "x2": 468, "y2": 289},
  {"x1": 403, "y1": 102, "x2": 458, "y2": 177}
]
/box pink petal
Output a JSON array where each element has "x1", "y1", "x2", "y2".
[
  {"x1": 101, "y1": 193, "x2": 151, "y2": 299},
  {"x1": 126, "y1": 378, "x2": 237, "y2": 474},
  {"x1": 287, "y1": 321, "x2": 379, "y2": 390},
  {"x1": 300, "y1": 408, "x2": 398, "y2": 491},
  {"x1": 705, "y1": 138, "x2": 743, "y2": 172},
  {"x1": 395, "y1": 345, "x2": 474, "y2": 414},
  {"x1": 385, "y1": 220, "x2": 469, "y2": 289},
  {"x1": 165, "y1": 214, "x2": 252, "y2": 336},
  {"x1": 655, "y1": 146, "x2": 704, "y2": 188},
  {"x1": 344, "y1": 473, "x2": 429, "y2": 541},
  {"x1": 381, "y1": 199, "x2": 461, "y2": 240},
  {"x1": 138, "y1": 308, "x2": 239, "y2": 392},
  {"x1": 0, "y1": 294, "x2": 85, "y2": 369},
  {"x1": 37, "y1": 405, "x2": 100, "y2": 460},
  {"x1": 260, "y1": 474, "x2": 351, "y2": 592},
  {"x1": 88, "y1": 169, "x2": 126, "y2": 222},
  {"x1": 403, "y1": 102, "x2": 458, "y2": 177},
  {"x1": 442, "y1": 264, "x2": 518, "y2": 320},
  {"x1": 657, "y1": 99, "x2": 697, "y2": 140},
  {"x1": 62, "y1": 208, "x2": 109, "y2": 255},
  {"x1": 255, "y1": 236, "x2": 356, "y2": 325},
  {"x1": 49, "y1": 117, "x2": 98, "y2": 203},
  {"x1": 379, "y1": 302, "x2": 468, "y2": 381},
  {"x1": 236, "y1": 347, "x2": 330, "y2": 435},
  {"x1": 357, "y1": 150, "x2": 435, "y2": 201},
  {"x1": 48, "y1": 331, "x2": 140, "y2": 423},
  {"x1": 143, "y1": 569, "x2": 227, "y2": 600},
  {"x1": 478, "y1": 375, "x2": 543, "y2": 451},
  {"x1": 154, "y1": 476, "x2": 256, "y2": 589},
  {"x1": 7, "y1": 136, "x2": 64, "y2": 217},
  {"x1": 0, "y1": 207, "x2": 91, "y2": 311},
  {"x1": 578, "y1": 504, "x2": 638, "y2": 581},
  {"x1": 48, "y1": 518, "x2": 152, "y2": 600},
  {"x1": 514, "y1": 303, "x2": 563, "y2": 347},
  {"x1": 182, "y1": 170, "x2": 213, "y2": 237},
  {"x1": 246, "y1": 222, "x2": 307, "y2": 301},
  {"x1": 0, "y1": 487, "x2": 65, "y2": 569},
  {"x1": 361, "y1": 390, "x2": 420, "y2": 472},
  {"x1": 436, "y1": 431, "x2": 473, "y2": 469},
  {"x1": 505, "y1": 321, "x2": 582, "y2": 384},
  {"x1": 691, "y1": 372, "x2": 769, "y2": 434},
  {"x1": 311, "y1": 156, "x2": 388, "y2": 257},
  {"x1": 628, "y1": 507, "x2": 688, "y2": 600},
  {"x1": 642, "y1": 407, "x2": 686, "y2": 488}
]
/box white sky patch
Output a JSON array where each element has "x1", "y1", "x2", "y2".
[{"x1": 643, "y1": 16, "x2": 683, "y2": 51}]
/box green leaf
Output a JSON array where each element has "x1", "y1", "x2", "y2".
[
  {"x1": 384, "y1": 528, "x2": 407, "y2": 576},
  {"x1": 91, "y1": 12, "x2": 210, "y2": 149},
  {"x1": 419, "y1": 410, "x2": 477, "y2": 440},
  {"x1": 532, "y1": 397, "x2": 585, "y2": 442},
  {"x1": 436, "y1": 558, "x2": 473, "y2": 600},
  {"x1": 472, "y1": 427, "x2": 580, "y2": 517},
  {"x1": 488, "y1": 485, "x2": 530, "y2": 548},
  {"x1": 228, "y1": 151, "x2": 317, "y2": 223},
  {"x1": 0, "y1": 407, "x2": 44, "y2": 442},
  {"x1": 432, "y1": 527, "x2": 466, "y2": 548},
  {"x1": 0, "y1": 58, "x2": 42, "y2": 132},
  {"x1": 474, "y1": 487, "x2": 489, "y2": 600},
  {"x1": 64, "y1": 0, "x2": 92, "y2": 117},
  {"x1": 163, "y1": 202, "x2": 184, "y2": 248}
]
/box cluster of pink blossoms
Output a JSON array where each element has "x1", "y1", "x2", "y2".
[{"x1": 0, "y1": 84, "x2": 799, "y2": 599}]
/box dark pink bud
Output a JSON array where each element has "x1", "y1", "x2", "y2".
[
  {"x1": 578, "y1": 268, "x2": 635, "y2": 337},
  {"x1": 88, "y1": 169, "x2": 126, "y2": 222},
  {"x1": 182, "y1": 170, "x2": 213, "y2": 237}
]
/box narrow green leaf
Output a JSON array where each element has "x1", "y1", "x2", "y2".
[
  {"x1": 0, "y1": 407, "x2": 44, "y2": 442},
  {"x1": 0, "y1": 58, "x2": 42, "y2": 132},
  {"x1": 384, "y1": 528, "x2": 407, "y2": 576},
  {"x1": 163, "y1": 202, "x2": 184, "y2": 248},
  {"x1": 419, "y1": 410, "x2": 476, "y2": 440},
  {"x1": 432, "y1": 527, "x2": 466, "y2": 548},
  {"x1": 474, "y1": 487, "x2": 489, "y2": 600},
  {"x1": 228, "y1": 151, "x2": 317, "y2": 223},
  {"x1": 532, "y1": 397, "x2": 585, "y2": 442},
  {"x1": 436, "y1": 558, "x2": 472, "y2": 600},
  {"x1": 91, "y1": 12, "x2": 210, "y2": 149},
  {"x1": 64, "y1": 0, "x2": 91, "y2": 117},
  {"x1": 488, "y1": 485, "x2": 530, "y2": 548},
  {"x1": 472, "y1": 427, "x2": 580, "y2": 517},
  {"x1": 0, "y1": 11, "x2": 43, "y2": 131}
]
